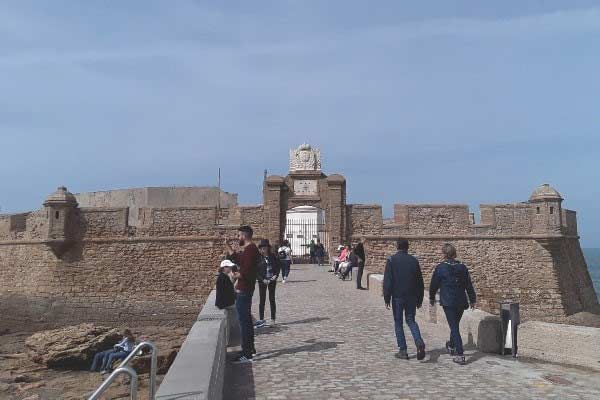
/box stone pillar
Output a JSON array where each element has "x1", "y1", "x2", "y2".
[
  {"x1": 263, "y1": 176, "x2": 285, "y2": 244},
  {"x1": 326, "y1": 174, "x2": 346, "y2": 254}
]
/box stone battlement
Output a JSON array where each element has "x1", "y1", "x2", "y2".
[{"x1": 0, "y1": 147, "x2": 596, "y2": 332}]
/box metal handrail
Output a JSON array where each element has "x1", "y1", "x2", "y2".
[
  {"x1": 87, "y1": 341, "x2": 158, "y2": 400},
  {"x1": 89, "y1": 366, "x2": 138, "y2": 400}
]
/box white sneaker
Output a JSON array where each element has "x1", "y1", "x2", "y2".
[
  {"x1": 270, "y1": 320, "x2": 276, "y2": 326},
  {"x1": 282, "y1": 279, "x2": 286, "y2": 283}
]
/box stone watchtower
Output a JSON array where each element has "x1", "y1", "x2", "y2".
[
  {"x1": 43, "y1": 186, "x2": 78, "y2": 257},
  {"x1": 529, "y1": 183, "x2": 563, "y2": 234}
]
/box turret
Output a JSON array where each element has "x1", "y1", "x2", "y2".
[
  {"x1": 529, "y1": 183, "x2": 563, "y2": 234},
  {"x1": 43, "y1": 186, "x2": 78, "y2": 256}
]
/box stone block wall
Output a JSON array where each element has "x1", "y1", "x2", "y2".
[
  {"x1": 347, "y1": 201, "x2": 598, "y2": 323},
  {"x1": 0, "y1": 204, "x2": 265, "y2": 332},
  {"x1": 362, "y1": 237, "x2": 573, "y2": 322}
]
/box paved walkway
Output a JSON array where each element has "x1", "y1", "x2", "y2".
[{"x1": 225, "y1": 264, "x2": 600, "y2": 400}]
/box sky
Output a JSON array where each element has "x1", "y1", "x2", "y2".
[{"x1": 1, "y1": 1, "x2": 599, "y2": 247}]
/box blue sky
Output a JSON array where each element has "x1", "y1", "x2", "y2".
[{"x1": 1, "y1": 1, "x2": 599, "y2": 247}]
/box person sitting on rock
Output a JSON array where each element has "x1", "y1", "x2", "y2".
[{"x1": 90, "y1": 329, "x2": 136, "y2": 374}]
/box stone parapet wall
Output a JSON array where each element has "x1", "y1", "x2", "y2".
[
  {"x1": 0, "y1": 203, "x2": 266, "y2": 331},
  {"x1": 357, "y1": 236, "x2": 595, "y2": 323},
  {"x1": 0, "y1": 237, "x2": 229, "y2": 331}
]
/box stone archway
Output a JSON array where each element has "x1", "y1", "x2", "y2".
[{"x1": 263, "y1": 144, "x2": 347, "y2": 256}]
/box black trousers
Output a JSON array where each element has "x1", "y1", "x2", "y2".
[
  {"x1": 258, "y1": 280, "x2": 277, "y2": 320},
  {"x1": 356, "y1": 261, "x2": 365, "y2": 288}
]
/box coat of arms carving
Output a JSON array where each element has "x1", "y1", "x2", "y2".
[{"x1": 289, "y1": 144, "x2": 321, "y2": 172}]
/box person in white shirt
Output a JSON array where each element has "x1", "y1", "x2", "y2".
[
  {"x1": 277, "y1": 240, "x2": 292, "y2": 283},
  {"x1": 90, "y1": 329, "x2": 136, "y2": 374}
]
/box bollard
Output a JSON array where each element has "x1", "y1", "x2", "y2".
[{"x1": 499, "y1": 301, "x2": 520, "y2": 357}]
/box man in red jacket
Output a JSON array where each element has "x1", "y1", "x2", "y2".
[{"x1": 226, "y1": 225, "x2": 259, "y2": 363}]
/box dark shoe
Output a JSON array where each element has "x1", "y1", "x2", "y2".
[
  {"x1": 252, "y1": 347, "x2": 257, "y2": 356},
  {"x1": 394, "y1": 349, "x2": 409, "y2": 360},
  {"x1": 417, "y1": 344, "x2": 426, "y2": 361},
  {"x1": 445, "y1": 341, "x2": 456, "y2": 355},
  {"x1": 452, "y1": 355, "x2": 466, "y2": 365},
  {"x1": 232, "y1": 354, "x2": 254, "y2": 364}
]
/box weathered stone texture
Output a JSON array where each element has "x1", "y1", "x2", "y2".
[
  {"x1": 0, "y1": 177, "x2": 595, "y2": 330},
  {"x1": 361, "y1": 237, "x2": 590, "y2": 322},
  {"x1": 0, "y1": 238, "x2": 223, "y2": 330}
]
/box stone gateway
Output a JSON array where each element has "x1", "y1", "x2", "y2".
[{"x1": 0, "y1": 144, "x2": 597, "y2": 330}]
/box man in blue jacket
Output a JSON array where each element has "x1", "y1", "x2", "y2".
[
  {"x1": 429, "y1": 243, "x2": 477, "y2": 365},
  {"x1": 383, "y1": 238, "x2": 426, "y2": 361}
]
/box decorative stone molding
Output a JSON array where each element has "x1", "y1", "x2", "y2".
[{"x1": 289, "y1": 144, "x2": 321, "y2": 172}]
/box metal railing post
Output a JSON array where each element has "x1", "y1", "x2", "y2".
[
  {"x1": 88, "y1": 366, "x2": 138, "y2": 400},
  {"x1": 87, "y1": 341, "x2": 157, "y2": 400}
]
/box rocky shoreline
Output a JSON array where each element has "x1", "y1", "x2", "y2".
[{"x1": 0, "y1": 324, "x2": 188, "y2": 399}]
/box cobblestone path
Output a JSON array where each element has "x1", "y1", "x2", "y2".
[{"x1": 225, "y1": 264, "x2": 600, "y2": 400}]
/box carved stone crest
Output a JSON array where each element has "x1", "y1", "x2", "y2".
[{"x1": 289, "y1": 144, "x2": 321, "y2": 172}]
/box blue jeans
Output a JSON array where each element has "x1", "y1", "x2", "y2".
[
  {"x1": 281, "y1": 260, "x2": 291, "y2": 279},
  {"x1": 236, "y1": 291, "x2": 255, "y2": 357},
  {"x1": 90, "y1": 349, "x2": 129, "y2": 371},
  {"x1": 443, "y1": 306, "x2": 465, "y2": 355},
  {"x1": 392, "y1": 298, "x2": 424, "y2": 350}
]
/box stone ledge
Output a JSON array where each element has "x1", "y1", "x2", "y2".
[
  {"x1": 155, "y1": 318, "x2": 226, "y2": 400},
  {"x1": 519, "y1": 321, "x2": 600, "y2": 371},
  {"x1": 156, "y1": 290, "x2": 238, "y2": 400}
]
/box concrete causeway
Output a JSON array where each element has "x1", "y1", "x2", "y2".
[{"x1": 225, "y1": 264, "x2": 600, "y2": 400}]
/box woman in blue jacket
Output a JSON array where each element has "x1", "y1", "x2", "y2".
[{"x1": 429, "y1": 243, "x2": 476, "y2": 365}]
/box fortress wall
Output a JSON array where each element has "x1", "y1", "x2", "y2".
[
  {"x1": 348, "y1": 201, "x2": 596, "y2": 323},
  {"x1": 407, "y1": 205, "x2": 471, "y2": 235},
  {"x1": 560, "y1": 238, "x2": 599, "y2": 309},
  {"x1": 563, "y1": 209, "x2": 578, "y2": 236},
  {"x1": 362, "y1": 237, "x2": 569, "y2": 322},
  {"x1": 139, "y1": 207, "x2": 218, "y2": 236},
  {"x1": 0, "y1": 205, "x2": 266, "y2": 331},
  {"x1": 0, "y1": 239, "x2": 222, "y2": 331},
  {"x1": 76, "y1": 187, "x2": 239, "y2": 226},
  {"x1": 239, "y1": 206, "x2": 265, "y2": 238},
  {"x1": 79, "y1": 208, "x2": 129, "y2": 238},
  {"x1": 347, "y1": 205, "x2": 383, "y2": 237}
]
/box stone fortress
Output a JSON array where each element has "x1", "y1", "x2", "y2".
[{"x1": 0, "y1": 144, "x2": 597, "y2": 332}]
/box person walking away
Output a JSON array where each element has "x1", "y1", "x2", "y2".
[
  {"x1": 226, "y1": 225, "x2": 259, "y2": 363},
  {"x1": 354, "y1": 238, "x2": 366, "y2": 289},
  {"x1": 315, "y1": 239, "x2": 325, "y2": 266},
  {"x1": 90, "y1": 329, "x2": 136, "y2": 374},
  {"x1": 215, "y1": 260, "x2": 236, "y2": 309},
  {"x1": 383, "y1": 238, "x2": 426, "y2": 361},
  {"x1": 309, "y1": 240, "x2": 316, "y2": 264},
  {"x1": 255, "y1": 239, "x2": 280, "y2": 328},
  {"x1": 278, "y1": 240, "x2": 292, "y2": 283},
  {"x1": 429, "y1": 243, "x2": 476, "y2": 365}
]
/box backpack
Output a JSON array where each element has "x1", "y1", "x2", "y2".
[{"x1": 278, "y1": 248, "x2": 288, "y2": 260}]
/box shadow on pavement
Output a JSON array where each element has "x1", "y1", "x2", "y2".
[
  {"x1": 279, "y1": 317, "x2": 329, "y2": 326},
  {"x1": 283, "y1": 280, "x2": 318, "y2": 284},
  {"x1": 223, "y1": 351, "x2": 255, "y2": 400},
  {"x1": 255, "y1": 324, "x2": 288, "y2": 336},
  {"x1": 255, "y1": 338, "x2": 344, "y2": 361},
  {"x1": 423, "y1": 347, "x2": 447, "y2": 363}
]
